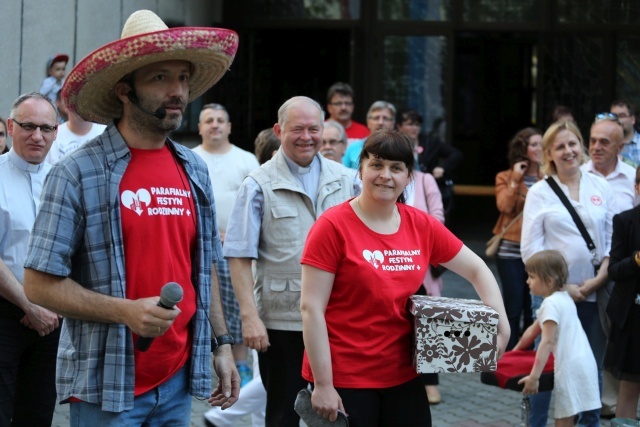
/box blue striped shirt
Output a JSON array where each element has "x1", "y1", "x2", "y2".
[{"x1": 25, "y1": 124, "x2": 222, "y2": 412}]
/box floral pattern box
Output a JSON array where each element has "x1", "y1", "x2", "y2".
[{"x1": 408, "y1": 295, "x2": 498, "y2": 373}]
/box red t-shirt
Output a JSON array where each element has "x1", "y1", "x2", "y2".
[
  {"x1": 119, "y1": 145, "x2": 197, "y2": 396},
  {"x1": 344, "y1": 120, "x2": 369, "y2": 143},
  {"x1": 301, "y1": 201, "x2": 463, "y2": 388}
]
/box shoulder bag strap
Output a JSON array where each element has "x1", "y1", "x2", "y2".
[
  {"x1": 545, "y1": 176, "x2": 596, "y2": 252},
  {"x1": 499, "y1": 211, "x2": 523, "y2": 236}
]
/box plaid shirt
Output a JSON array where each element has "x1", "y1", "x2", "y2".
[
  {"x1": 25, "y1": 124, "x2": 222, "y2": 412},
  {"x1": 620, "y1": 130, "x2": 640, "y2": 169}
]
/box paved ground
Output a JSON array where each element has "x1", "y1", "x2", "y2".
[{"x1": 51, "y1": 229, "x2": 622, "y2": 426}]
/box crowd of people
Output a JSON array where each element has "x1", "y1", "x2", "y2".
[{"x1": 1, "y1": 7, "x2": 639, "y2": 427}]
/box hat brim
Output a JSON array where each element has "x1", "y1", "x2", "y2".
[{"x1": 62, "y1": 27, "x2": 238, "y2": 124}]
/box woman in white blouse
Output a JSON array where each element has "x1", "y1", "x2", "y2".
[{"x1": 521, "y1": 119, "x2": 617, "y2": 426}]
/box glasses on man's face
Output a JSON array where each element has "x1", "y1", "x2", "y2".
[
  {"x1": 322, "y1": 139, "x2": 344, "y2": 146},
  {"x1": 370, "y1": 115, "x2": 394, "y2": 122},
  {"x1": 329, "y1": 101, "x2": 353, "y2": 107},
  {"x1": 12, "y1": 119, "x2": 57, "y2": 134}
]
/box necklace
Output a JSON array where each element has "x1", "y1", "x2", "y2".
[{"x1": 354, "y1": 197, "x2": 400, "y2": 233}]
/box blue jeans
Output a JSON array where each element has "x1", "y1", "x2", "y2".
[
  {"x1": 496, "y1": 256, "x2": 533, "y2": 350},
  {"x1": 70, "y1": 364, "x2": 191, "y2": 427},
  {"x1": 529, "y1": 298, "x2": 604, "y2": 427}
]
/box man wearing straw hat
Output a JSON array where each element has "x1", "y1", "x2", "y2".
[{"x1": 23, "y1": 10, "x2": 240, "y2": 425}]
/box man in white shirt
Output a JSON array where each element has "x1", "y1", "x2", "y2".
[
  {"x1": 582, "y1": 114, "x2": 637, "y2": 417},
  {"x1": 0, "y1": 92, "x2": 60, "y2": 426},
  {"x1": 46, "y1": 111, "x2": 106, "y2": 164},
  {"x1": 192, "y1": 103, "x2": 260, "y2": 388},
  {"x1": 582, "y1": 114, "x2": 637, "y2": 212}
]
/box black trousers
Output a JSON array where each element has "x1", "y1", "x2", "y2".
[
  {"x1": 258, "y1": 329, "x2": 306, "y2": 427},
  {"x1": 336, "y1": 376, "x2": 432, "y2": 427},
  {"x1": 0, "y1": 308, "x2": 60, "y2": 427}
]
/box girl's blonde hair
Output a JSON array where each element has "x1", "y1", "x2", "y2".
[
  {"x1": 525, "y1": 250, "x2": 568, "y2": 290},
  {"x1": 541, "y1": 120, "x2": 587, "y2": 176}
]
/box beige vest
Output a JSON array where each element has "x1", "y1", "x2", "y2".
[{"x1": 251, "y1": 151, "x2": 354, "y2": 331}]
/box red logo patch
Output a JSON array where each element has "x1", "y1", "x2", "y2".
[{"x1": 591, "y1": 195, "x2": 603, "y2": 206}]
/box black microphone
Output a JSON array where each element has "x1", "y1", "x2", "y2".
[
  {"x1": 135, "y1": 282, "x2": 183, "y2": 352},
  {"x1": 127, "y1": 91, "x2": 167, "y2": 119}
]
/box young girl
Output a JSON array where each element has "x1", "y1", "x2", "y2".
[
  {"x1": 39, "y1": 54, "x2": 68, "y2": 104},
  {"x1": 515, "y1": 250, "x2": 601, "y2": 426}
]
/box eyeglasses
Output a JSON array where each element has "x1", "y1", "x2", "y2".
[
  {"x1": 0, "y1": 132, "x2": 5, "y2": 137},
  {"x1": 329, "y1": 101, "x2": 353, "y2": 107},
  {"x1": 594, "y1": 112, "x2": 622, "y2": 126},
  {"x1": 369, "y1": 115, "x2": 394, "y2": 122},
  {"x1": 322, "y1": 139, "x2": 345, "y2": 146},
  {"x1": 11, "y1": 119, "x2": 57, "y2": 134}
]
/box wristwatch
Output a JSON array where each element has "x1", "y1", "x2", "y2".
[{"x1": 211, "y1": 334, "x2": 235, "y2": 351}]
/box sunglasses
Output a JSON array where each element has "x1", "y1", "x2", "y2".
[{"x1": 594, "y1": 112, "x2": 622, "y2": 126}]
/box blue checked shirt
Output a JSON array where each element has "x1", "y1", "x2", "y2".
[
  {"x1": 620, "y1": 130, "x2": 640, "y2": 169},
  {"x1": 25, "y1": 124, "x2": 222, "y2": 412}
]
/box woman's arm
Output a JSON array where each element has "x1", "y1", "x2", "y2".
[
  {"x1": 422, "y1": 173, "x2": 445, "y2": 223},
  {"x1": 441, "y1": 245, "x2": 510, "y2": 357},
  {"x1": 495, "y1": 166, "x2": 527, "y2": 214},
  {"x1": 300, "y1": 264, "x2": 345, "y2": 422},
  {"x1": 518, "y1": 320, "x2": 557, "y2": 395}
]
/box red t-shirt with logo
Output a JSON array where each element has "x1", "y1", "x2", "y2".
[
  {"x1": 301, "y1": 201, "x2": 462, "y2": 388},
  {"x1": 119, "y1": 145, "x2": 197, "y2": 396}
]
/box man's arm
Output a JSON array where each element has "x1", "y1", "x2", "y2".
[
  {"x1": 228, "y1": 257, "x2": 270, "y2": 351},
  {"x1": 208, "y1": 267, "x2": 240, "y2": 409},
  {"x1": 0, "y1": 259, "x2": 58, "y2": 336},
  {"x1": 24, "y1": 268, "x2": 179, "y2": 337}
]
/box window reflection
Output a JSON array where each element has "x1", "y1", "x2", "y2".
[
  {"x1": 378, "y1": 0, "x2": 451, "y2": 21},
  {"x1": 557, "y1": 0, "x2": 640, "y2": 24},
  {"x1": 249, "y1": 0, "x2": 360, "y2": 19},
  {"x1": 540, "y1": 36, "x2": 604, "y2": 131},
  {"x1": 616, "y1": 38, "x2": 640, "y2": 110},
  {"x1": 383, "y1": 36, "x2": 448, "y2": 141},
  {"x1": 463, "y1": 0, "x2": 540, "y2": 22}
]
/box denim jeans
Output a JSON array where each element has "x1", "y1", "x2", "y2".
[
  {"x1": 70, "y1": 364, "x2": 191, "y2": 427},
  {"x1": 496, "y1": 256, "x2": 533, "y2": 350}
]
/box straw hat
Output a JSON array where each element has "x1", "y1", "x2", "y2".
[{"x1": 62, "y1": 10, "x2": 238, "y2": 124}]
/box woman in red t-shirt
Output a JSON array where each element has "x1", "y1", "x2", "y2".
[{"x1": 300, "y1": 130, "x2": 510, "y2": 426}]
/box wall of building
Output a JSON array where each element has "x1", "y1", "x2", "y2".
[{"x1": 0, "y1": 0, "x2": 220, "y2": 143}]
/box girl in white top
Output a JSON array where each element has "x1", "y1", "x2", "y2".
[{"x1": 515, "y1": 250, "x2": 600, "y2": 426}]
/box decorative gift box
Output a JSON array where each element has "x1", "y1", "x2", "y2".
[{"x1": 408, "y1": 295, "x2": 498, "y2": 373}]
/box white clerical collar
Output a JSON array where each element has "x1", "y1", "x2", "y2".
[
  {"x1": 282, "y1": 151, "x2": 318, "y2": 175},
  {"x1": 8, "y1": 148, "x2": 45, "y2": 173}
]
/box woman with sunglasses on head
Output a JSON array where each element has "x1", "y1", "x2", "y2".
[
  {"x1": 300, "y1": 129, "x2": 509, "y2": 426},
  {"x1": 521, "y1": 119, "x2": 617, "y2": 426},
  {"x1": 491, "y1": 127, "x2": 543, "y2": 351}
]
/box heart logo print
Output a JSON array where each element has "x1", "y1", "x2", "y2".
[
  {"x1": 121, "y1": 189, "x2": 152, "y2": 216},
  {"x1": 363, "y1": 249, "x2": 384, "y2": 269}
]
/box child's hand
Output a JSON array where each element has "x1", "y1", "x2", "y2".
[{"x1": 517, "y1": 375, "x2": 539, "y2": 395}]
